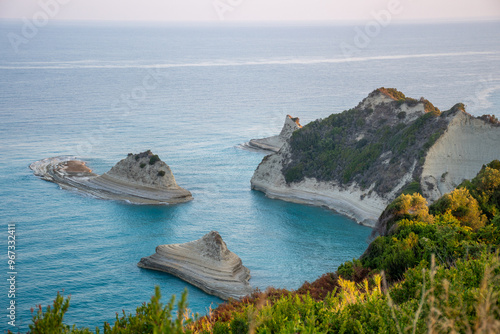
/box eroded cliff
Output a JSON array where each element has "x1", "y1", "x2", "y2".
[
  {"x1": 248, "y1": 115, "x2": 302, "y2": 152},
  {"x1": 251, "y1": 88, "x2": 500, "y2": 226}
]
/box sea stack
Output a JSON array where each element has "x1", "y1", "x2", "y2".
[
  {"x1": 248, "y1": 115, "x2": 302, "y2": 152},
  {"x1": 30, "y1": 150, "x2": 192, "y2": 204},
  {"x1": 138, "y1": 231, "x2": 253, "y2": 301},
  {"x1": 251, "y1": 88, "x2": 500, "y2": 226}
]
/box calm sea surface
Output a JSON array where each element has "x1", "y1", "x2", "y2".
[{"x1": 1, "y1": 20, "x2": 499, "y2": 331}]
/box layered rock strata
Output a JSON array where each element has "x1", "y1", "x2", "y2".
[
  {"x1": 248, "y1": 115, "x2": 302, "y2": 152},
  {"x1": 30, "y1": 151, "x2": 192, "y2": 204},
  {"x1": 421, "y1": 112, "x2": 500, "y2": 202},
  {"x1": 138, "y1": 231, "x2": 252, "y2": 300}
]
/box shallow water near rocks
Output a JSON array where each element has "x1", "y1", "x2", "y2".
[{"x1": 1, "y1": 21, "x2": 499, "y2": 331}]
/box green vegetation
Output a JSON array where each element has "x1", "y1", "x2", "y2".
[
  {"x1": 25, "y1": 287, "x2": 192, "y2": 334},
  {"x1": 379, "y1": 87, "x2": 407, "y2": 101},
  {"x1": 459, "y1": 160, "x2": 500, "y2": 220},
  {"x1": 149, "y1": 155, "x2": 161, "y2": 165},
  {"x1": 379, "y1": 87, "x2": 439, "y2": 114},
  {"x1": 158, "y1": 170, "x2": 166, "y2": 177},
  {"x1": 478, "y1": 114, "x2": 500, "y2": 125},
  {"x1": 21, "y1": 161, "x2": 500, "y2": 333},
  {"x1": 283, "y1": 88, "x2": 450, "y2": 195},
  {"x1": 140, "y1": 163, "x2": 146, "y2": 168},
  {"x1": 401, "y1": 181, "x2": 422, "y2": 196}
]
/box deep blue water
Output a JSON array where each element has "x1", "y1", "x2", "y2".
[{"x1": 1, "y1": 20, "x2": 499, "y2": 332}]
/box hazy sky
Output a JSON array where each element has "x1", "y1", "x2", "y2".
[{"x1": 1, "y1": 0, "x2": 499, "y2": 22}]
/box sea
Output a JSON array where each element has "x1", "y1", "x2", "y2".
[{"x1": 0, "y1": 20, "x2": 499, "y2": 332}]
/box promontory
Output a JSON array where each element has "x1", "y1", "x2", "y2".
[
  {"x1": 251, "y1": 88, "x2": 500, "y2": 227},
  {"x1": 30, "y1": 150, "x2": 192, "y2": 204},
  {"x1": 138, "y1": 231, "x2": 253, "y2": 301},
  {"x1": 247, "y1": 115, "x2": 302, "y2": 152}
]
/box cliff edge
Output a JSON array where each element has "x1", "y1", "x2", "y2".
[
  {"x1": 251, "y1": 88, "x2": 500, "y2": 226},
  {"x1": 248, "y1": 115, "x2": 302, "y2": 152}
]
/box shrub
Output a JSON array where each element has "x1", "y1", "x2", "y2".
[
  {"x1": 149, "y1": 154, "x2": 161, "y2": 165},
  {"x1": 379, "y1": 87, "x2": 406, "y2": 100},
  {"x1": 337, "y1": 258, "x2": 369, "y2": 282},
  {"x1": 431, "y1": 188, "x2": 487, "y2": 230},
  {"x1": 390, "y1": 193, "x2": 434, "y2": 223},
  {"x1": 140, "y1": 163, "x2": 146, "y2": 168},
  {"x1": 158, "y1": 170, "x2": 166, "y2": 177},
  {"x1": 284, "y1": 163, "x2": 304, "y2": 184},
  {"x1": 478, "y1": 114, "x2": 500, "y2": 125},
  {"x1": 212, "y1": 322, "x2": 230, "y2": 334},
  {"x1": 460, "y1": 164, "x2": 500, "y2": 219},
  {"x1": 229, "y1": 316, "x2": 248, "y2": 334},
  {"x1": 26, "y1": 287, "x2": 194, "y2": 333},
  {"x1": 27, "y1": 291, "x2": 91, "y2": 333},
  {"x1": 401, "y1": 181, "x2": 422, "y2": 195}
]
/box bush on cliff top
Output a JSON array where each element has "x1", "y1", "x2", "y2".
[{"x1": 282, "y1": 89, "x2": 448, "y2": 196}]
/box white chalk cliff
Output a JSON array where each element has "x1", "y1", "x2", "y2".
[
  {"x1": 421, "y1": 111, "x2": 500, "y2": 202},
  {"x1": 251, "y1": 89, "x2": 500, "y2": 227},
  {"x1": 138, "y1": 231, "x2": 253, "y2": 300},
  {"x1": 248, "y1": 115, "x2": 302, "y2": 152},
  {"x1": 30, "y1": 150, "x2": 192, "y2": 204}
]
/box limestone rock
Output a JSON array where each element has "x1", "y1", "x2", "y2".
[
  {"x1": 104, "y1": 150, "x2": 178, "y2": 190},
  {"x1": 248, "y1": 115, "x2": 302, "y2": 152},
  {"x1": 250, "y1": 88, "x2": 500, "y2": 226},
  {"x1": 30, "y1": 151, "x2": 192, "y2": 204},
  {"x1": 138, "y1": 231, "x2": 253, "y2": 300}
]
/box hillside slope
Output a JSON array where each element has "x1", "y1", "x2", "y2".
[{"x1": 251, "y1": 88, "x2": 500, "y2": 226}]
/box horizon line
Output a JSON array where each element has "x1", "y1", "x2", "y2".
[{"x1": 1, "y1": 17, "x2": 500, "y2": 26}]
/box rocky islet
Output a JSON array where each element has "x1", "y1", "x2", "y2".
[
  {"x1": 30, "y1": 150, "x2": 193, "y2": 204},
  {"x1": 138, "y1": 231, "x2": 253, "y2": 301}
]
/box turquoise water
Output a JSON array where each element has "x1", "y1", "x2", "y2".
[{"x1": 1, "y1": 21, "x2": 500, "y2": 331}]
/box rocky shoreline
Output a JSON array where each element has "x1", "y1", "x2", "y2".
[
  {"x1": 30, "y1": 151, "x2": 192, "y2": 205},
  {"x1": 251, "y1": 151, "x2": 387, "y2": 227},
  {"x1": 250, "y1": 89, "x2": 500, "y2": 226}
]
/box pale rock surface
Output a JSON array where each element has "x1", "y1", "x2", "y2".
[
  {"x1": 138, "y1": 231, "x2": 253, "y2": 300},
  {"x1": 251, "y1": 90, "x2": 500, "y2": 227},
  {"x1": 30, "y1": 151, "x2": 192, "y2": 204},
  {"x1": 251, "y1": 143, "x2": 387, "y2": 227},
  {"x1": 248, "y1": 115, "x2": 302, "y2": 152},
  {"x1": 421, "y1": 112, "x2": 500, "y2": 201}
]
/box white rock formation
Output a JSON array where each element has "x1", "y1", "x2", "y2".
[
  {"x1": 251, "y1": 91, "x2": 500, "y2": 227},
  {"x1": 30, "y1": 151, "x2": 192, "y2": 204},
  {"x1": 138, "y1": 231, "x2": 253, "y2": 301},
  {"x1": 251, "y1": 144, "x2": 388, "y2": 227},
  {"x1": 248, "y1": 115, "x2": 302, "y2": 152},
  {"x1": 421, "y1": 112, "x2": 500, "y2": 201}
]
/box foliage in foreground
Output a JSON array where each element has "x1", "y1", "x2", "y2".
[
  {"x1": 24, "y1": 255, "x2": 500, "y2": 334},
  {"x1": 23, "y1": 286, "x2": 193, "y2": 334},
  {"x1": 21, "y1": 160, "x2": 500, "y2": 333}
]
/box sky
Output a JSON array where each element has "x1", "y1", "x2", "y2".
[{"x1": 0, "y1": 0, "x2": 499, "y2": 22}]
